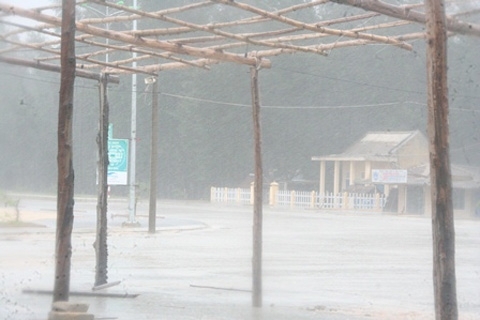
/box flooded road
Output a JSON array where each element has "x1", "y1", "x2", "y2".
[{"x1": 1, "y1": 197, "x2": 479, "y2": 319}]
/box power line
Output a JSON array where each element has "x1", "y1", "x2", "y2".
[
  {"x1": 275, "y1": 66, "x2": 428, "y2": 96},
  {"x1": 1, "y1": 66, "x2": 478, "y2": 107},
  {"x1": 276, "y1": 65, "x2": 480, "y2": 101},
  {"x1": 2, "y1": 70, "x2": 478, "y2": 111},
  {"x1": 161, "y1": 92, "x2": 418, "y2": 109}
]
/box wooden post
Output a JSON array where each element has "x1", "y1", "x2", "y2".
[
  {"x1": 425, "y1": 0, "x2": 458, "y2": 319},
  {"x1": 94, "y1": 73, "x2": 109, "y2": 286},
  {"x1": 148, "y1": 75, "x2": 159, "y2": 234},
  {"x1": 250, "y1": 64, "x2": 263, "y2": 308},
  {"x1": 269, "y1": 182, "x2": 279, "y2": 206},
  {"x1": 310, "y1": 190, "x2": 316, "y2": 208},
  {"x1": 210, "y1": 187, "x2": 215, "y2": 202},
  {"x1": 53, "y1": 0, "x2": 76, "y2": 303}
]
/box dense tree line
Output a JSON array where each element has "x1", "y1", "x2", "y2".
[{"x1": 0, "y1": 1, "x2": 478, "y2": 199}]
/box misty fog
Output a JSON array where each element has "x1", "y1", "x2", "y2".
[{"x1": 1, "y1": 0, "x2": 479, "y2": 319}]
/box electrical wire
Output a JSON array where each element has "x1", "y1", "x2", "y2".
[{"x1": 1, "y1": 65, "x2": 478, "y2": 110}]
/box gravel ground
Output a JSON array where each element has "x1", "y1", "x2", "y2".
[{"x1": 1, "y1": 198, "x2": 479, "y2": 320}]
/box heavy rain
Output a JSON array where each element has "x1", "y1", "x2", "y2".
[{"x1": 0, "y1": 1, "x2": 479, "y2": 319}]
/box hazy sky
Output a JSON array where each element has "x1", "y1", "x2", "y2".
[
  {"x1": 15, "y1": 0, "x2": 56, "y2": 8},
  {"x1": 4, "y1": 0, "x2": 59, "y2": 25}
]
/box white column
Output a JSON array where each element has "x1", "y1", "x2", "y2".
[
  {"x1": 334, "y1": 161, "x2": 340, "y2": 208},
  {"x1": 319, "y1": 161, "x2": 326, "y2": 196},
  {"x1": 349, "y1": 161, "x2": 355, "y2": 186},
  {"x1": 334, "y1": 161, "x2": 340, "y2": 195},
  {"x1": 364, "y1": 161, "x2": 372, "y2": 181}
]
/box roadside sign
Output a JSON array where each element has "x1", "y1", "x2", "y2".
[
  {"x1": 108, "y1": 139, "x2": 128, "y2": 185},
  {"x1": 372, "y1": 169, "x2": 407, "y2": 184}
]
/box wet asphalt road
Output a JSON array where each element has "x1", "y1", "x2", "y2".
[{"x1": 1, "y1": 197, "x2": 479, "y2": 319}]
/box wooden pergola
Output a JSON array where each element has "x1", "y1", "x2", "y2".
[{"x1": 1, "y1": 0, "x2": 479, "y2": 317}]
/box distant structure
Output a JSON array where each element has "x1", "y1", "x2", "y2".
[{"x1": 312, "y1": 131, "x2": 480, "y2": 218}]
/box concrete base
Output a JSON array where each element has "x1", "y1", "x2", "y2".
[
  {"x1": 49, "y1": 302, "x2": 93, "y2": 320},
  {"x1": 48, "y1": 311, "x2": 94, "y2": 320},
  {"x1": 121, "y1": 221, "x2": 141, "y2": 228},
  {"x1": 52, "y1": 301, "x2": 89, "y2": 313}
]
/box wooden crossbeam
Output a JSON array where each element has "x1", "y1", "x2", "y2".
[
  {"x1": 75, "y1": 42, "x2": 211, "y2": 71},
  {"x1": 0, "y1": 3, "x2": 271, "y2": 68},
  {"x1": 0, "y1": 55, "x2": 119, "y2": 84},
  {"x1": 0, "y1": 20, "x2": 59, "y2": 39},
  {"x1": 2, "y1": 37, "x2": 156, "y2": 75},
  {"x1": 104, "y1": 58, "x2": 218, "y2": 74},
  {"x1": 211, "y1": 0, "x2": 413, "y2": 51},
  {"x1": 1, "y1": 0, "x2": 478, "y2": 76},
  {"x1": 332, "y1": 0, "x2": 480, "y2": 37},
  {"x1": 25, "y1": 32, "x2": 210, "y2": 71},
  {"x1": 92, "y1": 0, "x2": 328, "y2": 56},
  {"x1": 78, "y1": 1, "x2": 213, "y2": 26}
]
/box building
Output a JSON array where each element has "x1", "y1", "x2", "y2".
[{"x1": 312, "y1": 131, "x2": 480, "y2": 218}]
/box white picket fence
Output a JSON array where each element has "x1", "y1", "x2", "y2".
[
  {"x1": 211, "y1": 186, "x2": 387, "y2": 211},
  {"x1": 210, "y1": 186, "x2": 252, "y2": 205}
]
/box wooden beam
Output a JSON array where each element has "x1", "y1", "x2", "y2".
[
  {"x1": 94, "y1": 0, "x2": 328, "y2": 38},
  {"x1": 0, "y1": 3, "x2": 271, "y2": 68},
  {"x1": 91, "y1": 0, "x2": 327, "y2": 56},
  {"x1": 204, "y1": 18, "x2": 411, "y2": 54},
  {"x1": 104, "y1": 58, "x2": 218, "y2": 74},
  {"x1": 1, "y1": 37, "x2": 155, "y2": 75},
  {"x1": 53, "y1": 0, "x2": 76, "y2": 303},
  {"x1": 94, "y1": 73, "x2": 109, "y2": 287},
  {"x1": 7, "y1": 26, "x2": 209, "y2": 73},
  {"x1": 212, "y1": 0, "x2": 413, "y2": 50},
  {"x1": 332, "y1": 0, "x2": 480, "y2": 37},
  {"x1": 1, "y1": 19, "x2": 60, "y2": 39},
  {"x1": 0, "y1": 55, "x2": 120, "y2": 83},
  {"x1": 78, "y1": 1, "x2": 213, "y2": 26},
  {"x1": 425, "y1": 0, "x2": 458, "y2": 318},
  {"x1": 74, "y1": 42, "x2": 210, "y2": 71},
  {"x1": 250, "y1": 64, "x2": 263, "y2": 308}
]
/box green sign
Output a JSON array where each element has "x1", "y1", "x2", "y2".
[{"x1": 108, "y1": 139, "x2": 128, "y2": 185}]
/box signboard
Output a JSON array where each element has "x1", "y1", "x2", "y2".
[
  {"x1": 372, "y1": 169, "x2": 407, "y2": 184},
  {"x1": 108, "y1": 139, "x2": 129, "y2": 185}
]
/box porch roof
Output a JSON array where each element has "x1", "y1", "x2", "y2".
[
  {"x1": 408, "y1": 164, "x2": 480, "y2": 189},
  {"x1": 312, "y1": 130, "x2": 423, "y2": 162}
]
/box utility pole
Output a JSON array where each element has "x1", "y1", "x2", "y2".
[
  {"x1": 424, "y1": 0, "x2": 458, "y2": 319},
  {"x1": 53, "y1": 0, "x2": 76, "y2": 303},
  {"x1": 127, "y1": 0, "x2": 138, "y2": 225},
  {"x1": 148, "y1": 75, "x2": 159, "y2": 234}
]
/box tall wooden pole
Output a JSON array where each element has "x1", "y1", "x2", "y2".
[
  {"x1": 53, "y1": 0, "x2": 76, "y2": 303},
  {"x1": 424, "y1": 0, "x2": 458, "y2": 319},
  {"x1": 149, "y1": 76, "x2": 159, "y2": 234},
  {"x1": 94, "y1": 73, "x2": 109, "y2": 286},
  {"x1": 250, "y1": 64, "x2": 263, "y2": 308}
]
